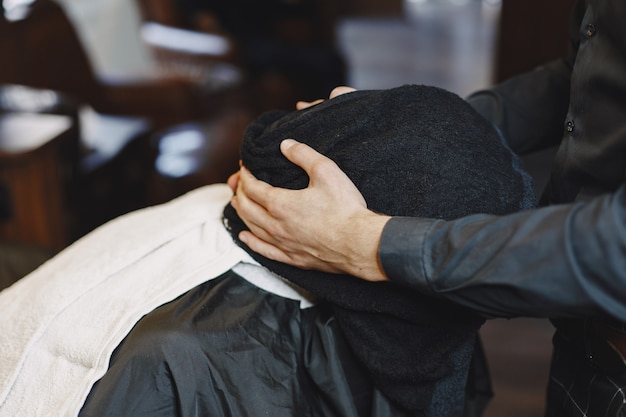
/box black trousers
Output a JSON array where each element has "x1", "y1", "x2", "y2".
[{"x1": 546, "y1": 322, "x2": 626, "y2": 417}]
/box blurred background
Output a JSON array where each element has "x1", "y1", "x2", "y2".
[{"x1": 0, "y1": 0, "x2": 574, "y2": 415}]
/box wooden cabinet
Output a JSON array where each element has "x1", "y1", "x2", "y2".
[{"x1": 0, "y1": 113, "x2": 78, "y2": 249}]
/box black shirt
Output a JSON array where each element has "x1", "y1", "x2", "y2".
[{"x1": 379, "y1": 0, "x2": 626, "y2": 322}]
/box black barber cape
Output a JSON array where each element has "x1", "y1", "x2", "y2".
[{"x1": 79, "y1": 270, "x2": 405, "y2": 417}]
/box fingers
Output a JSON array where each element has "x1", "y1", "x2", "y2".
[
  {"x1": 227, "y1": 171, "x2": 240, "y2": 193},
  {"x1": 279, "y1": 139, "x2": 337, "y2": 182},
  {"x1": 235, "y1": 166, "x2": 278, "y2": 216},
  {"x1": 238, "y1": 230, "x2": 294, "y2": 265},
  {"x1": 230, "y1": 142, "x2": 382, "y2": 278},
  {"x1": 329, "y1": 86, "x2": 356, "y2": 99},
  {"x1": 296, "y1": 99, "x2": 324, "y2": 110},
  {"x1": 232, "y1": 176, "x2": 268, "y2": 239},
  {"x1": 295, "y1": 86, "x2": 356, "y2": 110},
  {"x1": 232, "y1": 167, "x2": 292, "y2": 245},
  {"x1": 227, "y1": 160, "x2": 243, "y2": 192}
]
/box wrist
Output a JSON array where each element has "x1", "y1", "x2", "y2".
[{"x1": 343, "y1": 211, "x2": 391, "y2": 282}]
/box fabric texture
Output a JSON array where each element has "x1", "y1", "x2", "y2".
[
  {"x1": 0, "y1": 185, "x2": 248, "y2": 417},
  {"x1": 223, "y1": 84, "x2": 537, "y2": 415},
  {"x1": 78, "y1": 270, "x2": 407, "y2": 417},
  {"x1": 545, "y1": 326, "x2": 626, "y2": 417}
]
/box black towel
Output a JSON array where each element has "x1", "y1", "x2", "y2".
[{"x1": 223, "y1": 85, "x2": 536, "y2": 416}]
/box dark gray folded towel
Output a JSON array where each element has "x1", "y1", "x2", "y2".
[{"x1": 223, "y1": 84, "x2": 536, "y2": 416}]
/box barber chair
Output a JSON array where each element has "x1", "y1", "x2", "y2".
[
  {"x1": 0, "y1": 0, "x2": 253, "y2": 238},
  {"x1": 0, "y1": 0, "x2": 247, "y2": 128},
  {"x1": 137, "y1": 0, "x2": 346, "y2": 111}
]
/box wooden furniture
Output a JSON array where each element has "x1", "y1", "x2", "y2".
[
  {"x1": 0, "y1": 0, "x2": 245, "y2": 129},
  {"x1": 495, "y1": 0, "x2": 575, "y2": 82},
  {"x1": 0, "y1": 0, "x2": 251, "y2": 242},
  {"x1": 0, "y1": 112, "x2": 78, "y2": 249}
]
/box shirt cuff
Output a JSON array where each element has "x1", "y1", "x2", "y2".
[{"x1": 378, "y1": 216, "x2": 441, "y2": 294}]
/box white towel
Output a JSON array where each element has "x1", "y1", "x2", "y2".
[{"x1": 0, "y1": 184, "x2": 249, "y2": 417}]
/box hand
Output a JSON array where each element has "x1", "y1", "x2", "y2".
[
  {"x1": 231, "y1": 139, "x2": 390, "y2": 282},
  {"x1": 228, "y1": 86, "x2": 357, "y2": 192},
  {"x1": 227, "y1": 164, "x2": 241, "y2": 193},
  {"x1": 295, "y1": 86, "x2": 357, "y2": 110}
]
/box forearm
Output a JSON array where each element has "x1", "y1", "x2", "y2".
[{"x1": 380, "y1": 187, "x2": 626, "y2": 321}]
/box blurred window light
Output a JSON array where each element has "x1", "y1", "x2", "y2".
[
  {"x1": 141, "y1": 22, "x2": 230, "y2": 56},
  {"x1": 155, "y1": 154, "x2": 201, "y2": 178},
  {"x1": 155, "y1": 126, "x2": 211, "y2": 178},
  {"x1": 0, "y1": 85, "x2": 61, "y2": 112},
  {"x1": 2, "y1": 0, "x2": 35, "y2": 20},
  {"x1": 158, "y1": 129, "x2": 206, "y2": 154},
  {"x1": 3, "y1": 0, "x2": 33, "y2": 9}
]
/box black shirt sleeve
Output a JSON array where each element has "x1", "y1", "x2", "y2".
[
  {"x1": 379, "y1": 185, "x2": 626, "y2": 322},
  {"x1": 466, "y1": 60, "x2": 571, "y2": 155}
]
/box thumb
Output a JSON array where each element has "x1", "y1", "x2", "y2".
[{"x1": 280, "y1": 139, "x2": 335, "y2": 180}]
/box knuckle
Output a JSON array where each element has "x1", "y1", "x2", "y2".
[
  {"x1": 286, "y1": 255, "x2": 307, "y2": 269},
  {"x1": 311, "y1": 158, "x2": 337, "y2": 179},
  {"x1": 264, "y1": 198, "x2": 281, "y2": 216}
]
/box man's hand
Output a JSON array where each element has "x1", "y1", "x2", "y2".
[
  {"x1": 295, "y1": 86, "x2": 357, "y2": 110},
  {"x1": 230, "y1": 139, "x2": 391, "y2": 282}
]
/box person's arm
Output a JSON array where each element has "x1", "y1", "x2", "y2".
[
  {"x1": 381, "y1": 186, "x2": 626, "y2": 322},
  {"x1": 231, "y1": 142, "x2": 626, "y2": 322}
]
